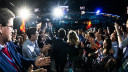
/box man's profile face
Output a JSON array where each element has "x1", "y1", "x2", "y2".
[
  {"x1": 2, "y1": 18, "x2": 14, "y2": 42},
  {"x1": 32, "y1": 31, "x2": 39, "y2": 41}
]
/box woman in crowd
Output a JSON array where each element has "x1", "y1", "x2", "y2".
[
  {"x1": 67, "y1": 30, "x2": 82, "y2": 72},
  {"x1": 89, "y1": 38, "x2": 116, "y2": 72}
]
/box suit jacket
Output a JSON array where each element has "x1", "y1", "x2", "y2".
[
  {"x1": 0, "y1": 42, "x2": 35, "y2": 72},
  {"x1": 49, "y1": 28, "x2": 69, "y2": 64},
  {"x1": 52, "y1": 37, "x2": 69, "y2": 64}
]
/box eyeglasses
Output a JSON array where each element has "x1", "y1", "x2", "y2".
[
  {"x1": 6, "y1": 25, "x2": 14, "y2": 29},
  {"x1": 5, "y1": 25, "x2": 14, "y2": 31},
  {"x1": 0, "y1": 25, "x2": 14, "y2": 31},
  {"x1": 0, "y1": 25, "x2": 13, "y2": 29}
]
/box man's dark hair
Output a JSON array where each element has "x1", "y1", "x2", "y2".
[
  {"x1": 26, "y1": 27, "x2": 37, "y2": 39},
  {"x1": 88, "y1": 32, "x2": 95, "y2": 39},
  {"x1": 0, "y1": 8, "x2": 15, "y2": 26},
  {"x1": 39, "y1": 30, "x2": 44, "y2": 35},
  {"x1": 78, "y1": 29, "x2": 83, "y2": 32},
  {"x1": 58, "y1": 28, "x2": 66, "y2": 38}
]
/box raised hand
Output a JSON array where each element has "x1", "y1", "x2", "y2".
[
  {"x1": 109, "y1": 49, "x2": 114, "y2": 54},
  {"x1": 88, "y1": 53, "x2": 92, "y2": 57},
  {"x1": 48, "y1": 22, "x2": 52, "y2": 28},
  {"x1": 114, "y1": 22, "x2": 119, "y2": 31},
  {"x1": 41, "y1": 44, "x2": 51, "y2": 54},
  {"x1": 28, "y1": 64, "x2": 47, "y2": 72},
  {"x1": 45, "y1": 23, "x2": 47, "y2": 29},
  {"x1": 35, "y1": 54, "x2": 51, "y2": 67}
]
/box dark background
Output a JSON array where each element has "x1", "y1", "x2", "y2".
[
  {"x1": 0, "y1": 0, "x2": 127, "y2": 16},
  {"x1": 0, "y1": 0, "x2": 128, "y2": 32}
]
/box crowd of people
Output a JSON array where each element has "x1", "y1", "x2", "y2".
[{"x1": 0, "y1": 8, "x2": 128, "y2": 72}]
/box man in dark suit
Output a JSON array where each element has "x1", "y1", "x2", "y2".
[
  {"x1": 50, "y1": 27, "x2": 68, "y2": 72},
  {"x1": 0, "y1": 8, "x2": 50, "y2": 72}
]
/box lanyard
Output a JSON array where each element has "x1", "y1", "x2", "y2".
[
  {"x1": 1, "y1": 46, "x2": 21, "y2": 72},
  {"x1": 1, "y1": 51, "x2": 14, "y2": 63}
]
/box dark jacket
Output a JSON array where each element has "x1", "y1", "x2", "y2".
[
  {"x1": 38, "y1": 35, "x2": 44, "y2": 48},
  {"x1": 52, "y1": 37, "x2": 68, "y2": 64}
]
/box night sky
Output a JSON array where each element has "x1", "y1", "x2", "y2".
[{"x1": 0, "y1": 0, "x2": 127, "y2": 16}]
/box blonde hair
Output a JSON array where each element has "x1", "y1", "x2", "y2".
[{"x1": 67, "y1": 30, "x2": 79, "y2": 45}]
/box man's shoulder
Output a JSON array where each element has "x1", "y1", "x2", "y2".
[
  {"x1": 23, "y1": 39, "x2": 31, "y2": 45},
  {"x1": 22, "y1": 39, "x2": 31, "y2": 48},
  {"x1": 7, "y1": 41, "x2": 16, "y2": 47}
]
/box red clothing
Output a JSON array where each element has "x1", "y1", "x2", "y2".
[
  {"x1": 1, "y1": 47, "x2": 18, "y2": 71},
  {"x1": 92, "y1": 41, "x2": 101, "y2": 50}
]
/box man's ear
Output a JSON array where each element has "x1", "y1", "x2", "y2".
[{"x1": 0, "y1": 24, "x2": 2, "y2": 35}]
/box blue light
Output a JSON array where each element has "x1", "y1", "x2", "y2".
[{"x1": 96, "y1": 10, "x2": 101, "y2": 14}]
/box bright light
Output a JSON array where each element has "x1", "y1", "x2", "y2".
[
  {"x1": 96, "y1": 10, "x2": 100, "y2": 14},
  {"x1": 53, "y1": 7, "x2": 63, "y2": 18},
  {"x1": 96, "y1": 9, "x2": 101, "y2": 15},
  {"x1": 34, "y1": 8, "x2": 40, "y2": 12},
  {"x1": 19, "y1": 8, "x2": 30, "y2": 19},
  {"x1": 81, "y1": 11, "x2": 85, "y2": 15}
]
